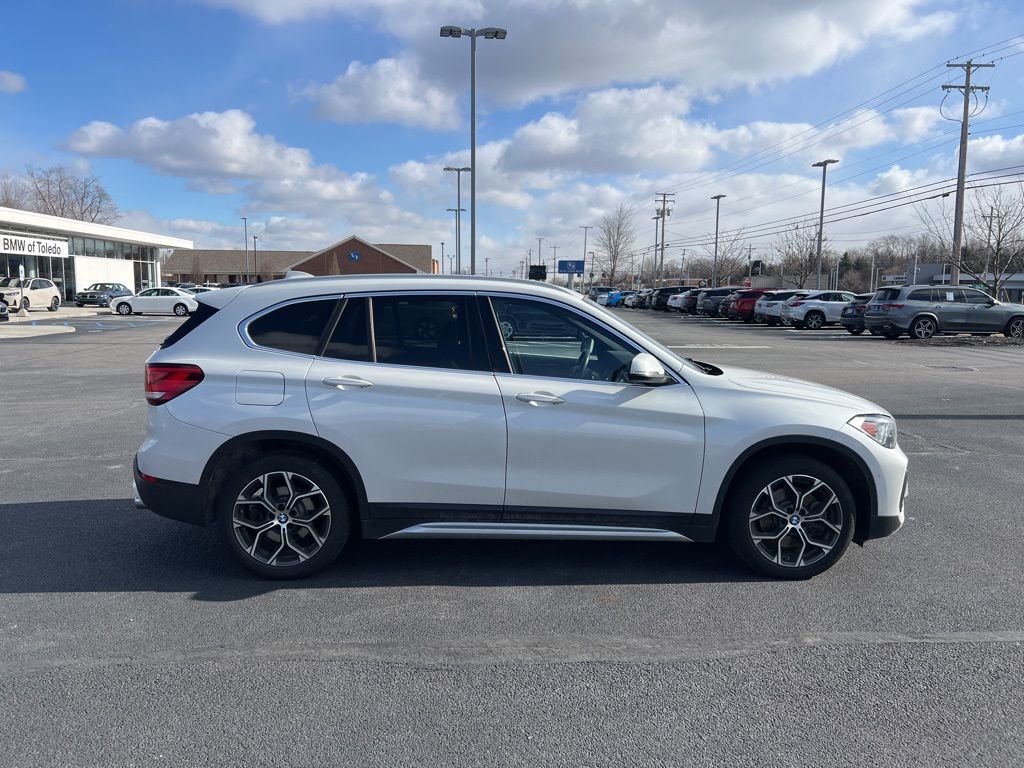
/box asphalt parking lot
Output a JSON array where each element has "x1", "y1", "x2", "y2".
[{"x1": 1, "y1": 311, "x2": 1022, "y2": 766}]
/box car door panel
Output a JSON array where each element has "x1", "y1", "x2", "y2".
[{"x1": 497, "y1": 375, "x2": 705, "y2": 515}]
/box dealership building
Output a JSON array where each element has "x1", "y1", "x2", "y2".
[
  {"x1": 163, "y1": 235, "x2": 437, "y2": 284},
  {"x1": 0, "y1": 206, "x2": 192, "y2": 300}
]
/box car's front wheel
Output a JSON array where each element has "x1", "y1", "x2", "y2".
[
  {"x1": 115, "y1": 302, "x2": 132, "y2": 315},
  {"x1": 1004, "y1": 316, "x2": 1024, "y2": 339},
  {"x1": 724, "y1": 457, "x2": 856, "y2": 579},
  {"x1": 49, "y1": 296, "x2": 60, "y2": 311},
  {"x1": 846, "y1": 326, "x2": 864, "y2": 335},
  {"x1": 218, "y1": 454, "x2": 351, "y2": 579}
]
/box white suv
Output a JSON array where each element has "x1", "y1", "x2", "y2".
[
  {"x1": 134, "y1": 276, "x2": 908, "y2": 580},
  {"x1": 781, "y1": 290, "x2": 856, "y2": 330}
]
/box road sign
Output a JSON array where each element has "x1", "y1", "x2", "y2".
[
  {"x1": 528, "y1": 265, "x2": 547, "y2": 281},
  {"x1": 558, "y1": 260, "x2": 585, "y2": 274},
  {"x1": 881, "y1": 274, "x2": 906, "y2": 283}
]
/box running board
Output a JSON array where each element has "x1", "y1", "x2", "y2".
[{"x1": 381, "y1": 522, "x2": 691, "y2": 542}]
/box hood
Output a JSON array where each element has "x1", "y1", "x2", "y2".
[{"x1": 721, "y1": 366, "x2": 886, "y2": 414}]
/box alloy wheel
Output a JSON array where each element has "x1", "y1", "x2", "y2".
[
  {"x1": 748, "y1": 474, "x2": 844, "y2": 568},
  {"x1": 174, "y1": 303, "x2": 188, "y2": 316},
  {"x1": 1007, "y1": 317, "x2": 1024, "y2": 338},
  {"x1": 804, "y1": 312, "x2": 824, "y2": 330},
  {"x1": 911, "y1": 317, "x2": 935, "y2": 339},
  {"x1": 232, "y1": 471, "x2": 331, "y2": 567},
  {"x1": 117, "y1": 303, "x2": 131, "y2": 315}
]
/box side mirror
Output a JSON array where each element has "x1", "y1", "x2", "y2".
[{"x1": 628, "y1": 353, "x2": 672, "y2": 386}]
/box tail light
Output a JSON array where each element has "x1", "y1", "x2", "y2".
[
  {"x1": 145, "y1": 363, "x2": 204, "y2": 405},
  {"x1": 789, "y1": 301, "x2": 805, "y2": 307},
  {"x1": 882, "y1": 303, "x2": 905, "y2": 310}
]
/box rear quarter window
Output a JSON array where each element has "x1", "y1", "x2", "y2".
[
  {"x1": 874, "y1": 288, "x2": 902, "y2": 302},
  {"x1": 161, "y1": 302, "x2": 220, "y2": 349},
  {"x1": 246, "y1": 299, "x2": 338, "y2": 355}
]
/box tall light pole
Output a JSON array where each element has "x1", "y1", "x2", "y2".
[
  {"x1": 446, "y1": 208, "x2": 465, "y2": 271},
  {"x1": 443, "y1": 166, "x2": 470, "y2": 274},
  {"x1": 441, "y1": 241, "x2": 445, "y2": 273},
  {"x1": 711, "y1": 194, "x2": 726, "y2": 287},
  {"x1": 812, "y1": 159, "x2": 838, "y2": 290},
  {"x1": 241, "y1": 217, "x2": 248, "y2": 284},
  {"x1": 252, "y1": 235, "x2": 259, "y2": 282},
  {"x1": 485, "y1": 257, "x2": 490, "y2": 276},
  {"x1": 440, "y1": 25, "x2": 507, "y2": 276}
]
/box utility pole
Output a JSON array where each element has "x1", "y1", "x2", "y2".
[
  {"x1": 252, "y1": 235, "x2": 259, "y2": 281},
  {"x1": 441, "y1": 241, "x2": 445, "y2": 273},
  {"x1": 536, "y1": 237, "x2": 543, "y2": 271},
  {"x1": 747, "y1": 244, "x2": 753, "y2": 281},
  {"x1": 485, "y1": 256, "x2": 490, "y2": 276},
  {"x1": 645, "y1": 215, "x2": 659, "y2": 288},
  {"x1": 943, "y1": 59, "x2": 994, "y2": 285},
  {"x1": 812, "y1": 158, "x2": 838, "y2": 290},
  {"x1": 711, "y1": 194, "x2": 726, "y2": 287},
  {"x1": 241, "y1": 217, "x2": 248, "y2": 283},
  {"x1": 580, "y1": 225, "x2": 592, "y2": 294},
  {"x1": 654, "y1": 193, "x2": 674, "y2": 287},
  {"x1": 550, "y1": 244, "x2": 558, "y2": 283}
]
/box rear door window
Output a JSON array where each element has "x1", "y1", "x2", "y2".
[
  {"x1": 247, "y1": 299, "x2": 338, "y2": 356},
  {"x1": 370, "y1": 294, "x2": 488, "y2": 371}
]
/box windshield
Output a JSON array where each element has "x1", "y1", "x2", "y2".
[
  {"x1": 0, "y1": 277, "x2": 22, "y2": 288},
  {"x1": 85, "y1": 283, "x2": 115, "y2": 291}
]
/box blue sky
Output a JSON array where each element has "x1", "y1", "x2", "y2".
[{"x1": 2, "y1": 1, "x2": 1023, "y2": 275}]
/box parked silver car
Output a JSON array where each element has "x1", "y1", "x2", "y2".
[
  {"x1": 781, "y1": 290, "x2": 856, "y2": 329},
  {"x1": 865, "y1": 285, "x2": 1024, "y2": 340}
]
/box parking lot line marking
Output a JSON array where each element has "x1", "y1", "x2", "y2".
[{"x1": 669, "y1": 345, "x2": 773, "y2": 349}]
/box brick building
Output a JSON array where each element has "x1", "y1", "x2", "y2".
[{"x1": 163, "y1": 235, "x2": 437, "y2": 284}]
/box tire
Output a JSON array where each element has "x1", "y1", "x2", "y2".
[
  {"x1": 75, "y1": 302, "x2": 84, "y2": 308},
  {"x1": 48, "y1": 296, "x2": 60, "y2": 312},
  {"x1": 868, "y1": 328, "x2": 880, "y2": 336},
  {"x1": 724, "y1": 456, "x2": 856, "y2": 579},
  {"x1": 881, "y1": 329, "x2": 901, "y2": 339},
  {"x1": 116, "y1": 302, "x2": 132, "y2": 315},
  {"x1": 909, "y1": 316, "x2": 937, "y2": 340},
  {"x1": 767, "y1": 318, "x2": 779, "y2": 327},
  {"x1": 173, "y1": 303, "x2": 189, "y2": 317},
  {"x1": 790, "y1": 320, "x2": 804, "y2": 330},
  {"x1": 1004, "y1": 316, "x2": 1024, "y2": 339},
  {"x1": 21, "y1": 297, "x2": 29, "y2": 311},
  {"x1": 846, "y1": 327, "x2": 864, "y2": 335},
  {"x1": 803, "y1": 311, "x2": 826, "y2": 330},
  {"x1": 217, "y1": 454, "x2": 351, "y2": 579}
]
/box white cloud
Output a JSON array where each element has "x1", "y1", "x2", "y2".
[
  {"x1": 0, "y1": 70, "x2": 26, "y2": 94},
  {"x1": 302, "y1": 57, "x2": 459, "y2": 130},
  {"x1": 205, "y1": 1, "x2": 957, "y2": 107}
]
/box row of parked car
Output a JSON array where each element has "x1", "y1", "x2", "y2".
[{"x1": 596, "y1": 284, "x2": 1024, "y2": 339}]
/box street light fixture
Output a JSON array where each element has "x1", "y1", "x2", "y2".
[
  {"x1": 440, "y1": 24, "x2": 508, "y2": 275},
  {"x1": 711, "y1": 194, "x2": 726, "y2": 288},
  {"x1": 446, "y1": 208, "x2": 465, "y2": 273},
  {"x1": 812, "y1": 158, "x2": 839, "y2": 290},
  {"x1": 252, "y1": 235, "x2": 258, "y2": 282},
  {"x1": 443, "y1": 166, "x2": 470, "y2": 274},
  {"x1": 241, "y1": 217, "x2": 248, "y2": 284}
]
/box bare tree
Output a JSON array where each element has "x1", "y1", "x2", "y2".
[
  {"x1": 191, "y1": 253, "x2": 203, "y2": 283},
  {"x1": 962, "y1": 184, "x2": 1024, "y2": 298},
  {"x1": 702, "y1": 229, "x2": 748, "y2": 285},
  {"x1": 772, "y1": 225, "x2": 821, "y2": 288},
  {"x1": 594, "y1": 204, "x2": 635, "y2": 286},
  {"x1": 0, "y1": 174, "x2": 29, "y2": 209},
  {"x1": 23, "y1": 165, "x2": 120, "y2": 224}
]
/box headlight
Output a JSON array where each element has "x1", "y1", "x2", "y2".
[{"x1": 848, "y1": 414, "x2": 897, "y2": 449}]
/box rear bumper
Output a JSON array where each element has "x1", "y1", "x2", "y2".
[{"x1": 134, "y1": 456, "x2": 207, "y2": 527}]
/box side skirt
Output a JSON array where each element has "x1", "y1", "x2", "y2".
[{"x1": 383, "y1": 522, "x2": 691, "y2": 542}]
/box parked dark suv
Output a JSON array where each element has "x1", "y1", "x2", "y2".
[
  {"x1": 839, "y1": 293, "x2": 877, "y2": 335},
  {"x1": 75, "y1": 283, "x2": 132, "y2": 308},
  {"x1": 865, "y1": 285, "x2": 1024, "y2": 339},
  {"x1": 695, "y1": 287, "x2": 741, "y2": 316},
  {"x1": 650, "y1": 286, "x2": 688, "y2": 311}
]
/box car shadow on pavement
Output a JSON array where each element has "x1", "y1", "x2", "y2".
[{"x1": 0, "y1": 499, "x2": 764, "y2": 601}]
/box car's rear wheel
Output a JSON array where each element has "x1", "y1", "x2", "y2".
[
  {"x1": 173, "y1": 303, "x2": 189, "y2": 316},
  {"x1": 881, "y1": 329, "x2": 901, "y2": 339},
  {"x1": 1004, "y1": 316, "x2": 1024, "y2": 339},
  {"x1": 48, "y1": 296, "x2": 60, "y2": 311},
  {"x1": 724, "y1": 457, "x2": 856, "y2": 579},
  {"x1": 846, "y1": 327, "x2": 864, "y2": 335},
  {"x1": 910, "y1": 316, "x2": 937, "y2": 340},
  {"x1": 116, "y1": 302, "x2": 132, "y2": 315},
  {"x1": 803, "y1": 311, "x2": 826, "y2": 330},
  {"x1": 218, "y1": 454, "x2": 351, "y2": 579}
]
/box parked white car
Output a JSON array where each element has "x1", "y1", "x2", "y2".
[
  {"x1": 112, "y1": 287, "x2": 198, "y2": 316},
  {"x1": 595, "y1": 292, "x2": 610, "y2": 305},
  {"x1": 754, "y1": 290, "x2": 807, "y2": 326},
  {"x1": 0, "y1": 277, "x2": 62, "y2": 312},
  {"x1": 781, "y1": 290, "x2": 857, "y2": 329},
  {"x1": 134, "y1": 275, "x2": 907, "y2": 581},
  {"x1": 666, "y1": 292, "x2": 687, "y2": 311}
]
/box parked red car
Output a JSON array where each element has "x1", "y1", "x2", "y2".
[{"x1": 727, "y1": 288, "x2": 772, "y2": 322}]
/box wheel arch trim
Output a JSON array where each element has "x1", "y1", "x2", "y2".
[
  {"x1": 199, "y1": 430, "x2": 369, "y2": 527},
  {"x1": 708, "y1": 435, "x2": 878, "y2": 543}
]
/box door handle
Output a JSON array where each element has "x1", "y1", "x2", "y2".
[
  {"x1": 322, "y1": 376, "x2": 374, "y2": 390},
  {"x1": 516, "y1": 392, "x2": 565, "y2": 406}
]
